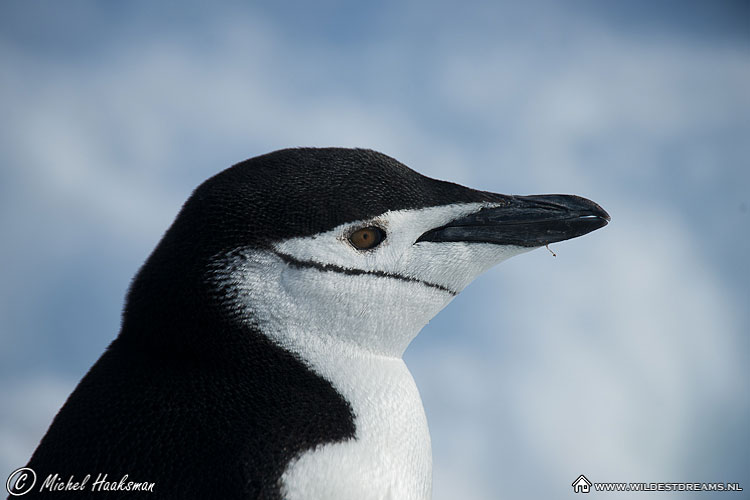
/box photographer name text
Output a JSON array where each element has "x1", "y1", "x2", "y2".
[{"x1": 40, "y1": 473, "x2": 154, "y2": 493}]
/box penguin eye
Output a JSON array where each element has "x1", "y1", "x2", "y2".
[{"x1": 349, "y1": 227, "x2": 385, "y2": 250}]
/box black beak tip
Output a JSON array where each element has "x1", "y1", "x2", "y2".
[
  {"x1": 519, "y1": 193, "x2": 610, "y2": 237},
  {"x1": 573, "y1": 196, "x2": 610, "y2": 230},
  {"x1": 579, "y1": 197, "x2": 611, "y2": 224}
]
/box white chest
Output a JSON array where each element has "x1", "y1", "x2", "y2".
[{"x1": 280, "y1": 355, "x2": 432, "y2": 500}]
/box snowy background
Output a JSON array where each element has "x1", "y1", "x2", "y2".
[{"x1": 1, "y1": 1, "x2": 748, "y2": 498}]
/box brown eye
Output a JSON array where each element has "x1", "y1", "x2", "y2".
[{"x1": 349, "y1": 227, "x2": 385, "y2": 250}]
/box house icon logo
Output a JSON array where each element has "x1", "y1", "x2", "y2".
[{"x1": 572, "y1": 474, "x2": 592, "y2": 493}]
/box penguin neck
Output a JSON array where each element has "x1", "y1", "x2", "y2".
[{"x1": 266, "y1": 304, "x2": 434, "y2": 500}]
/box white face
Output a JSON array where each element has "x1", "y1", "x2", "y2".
[{"x1": 210, "y1": 202, "x2": 532, "y2": 360}]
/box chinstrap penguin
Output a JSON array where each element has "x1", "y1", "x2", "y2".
[{"x1": 18, "y1": 148, "x2": 609, "y2": 499}]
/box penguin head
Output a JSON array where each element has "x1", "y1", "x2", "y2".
[{"x1": 125, "y1": 148, "x2": 608, "y2": 359}]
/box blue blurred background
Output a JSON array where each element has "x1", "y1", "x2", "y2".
[{"x1": 1, "y1": 1, "x2": 748, "y2": 498}]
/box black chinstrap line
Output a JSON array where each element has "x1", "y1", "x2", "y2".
[{"x1": 273, "y1": 251, "x2": 457, "y2": 296}]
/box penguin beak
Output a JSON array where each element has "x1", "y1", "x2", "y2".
[{"x1": 416, "y1": 194, "x2": 610, "y2": 247}]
